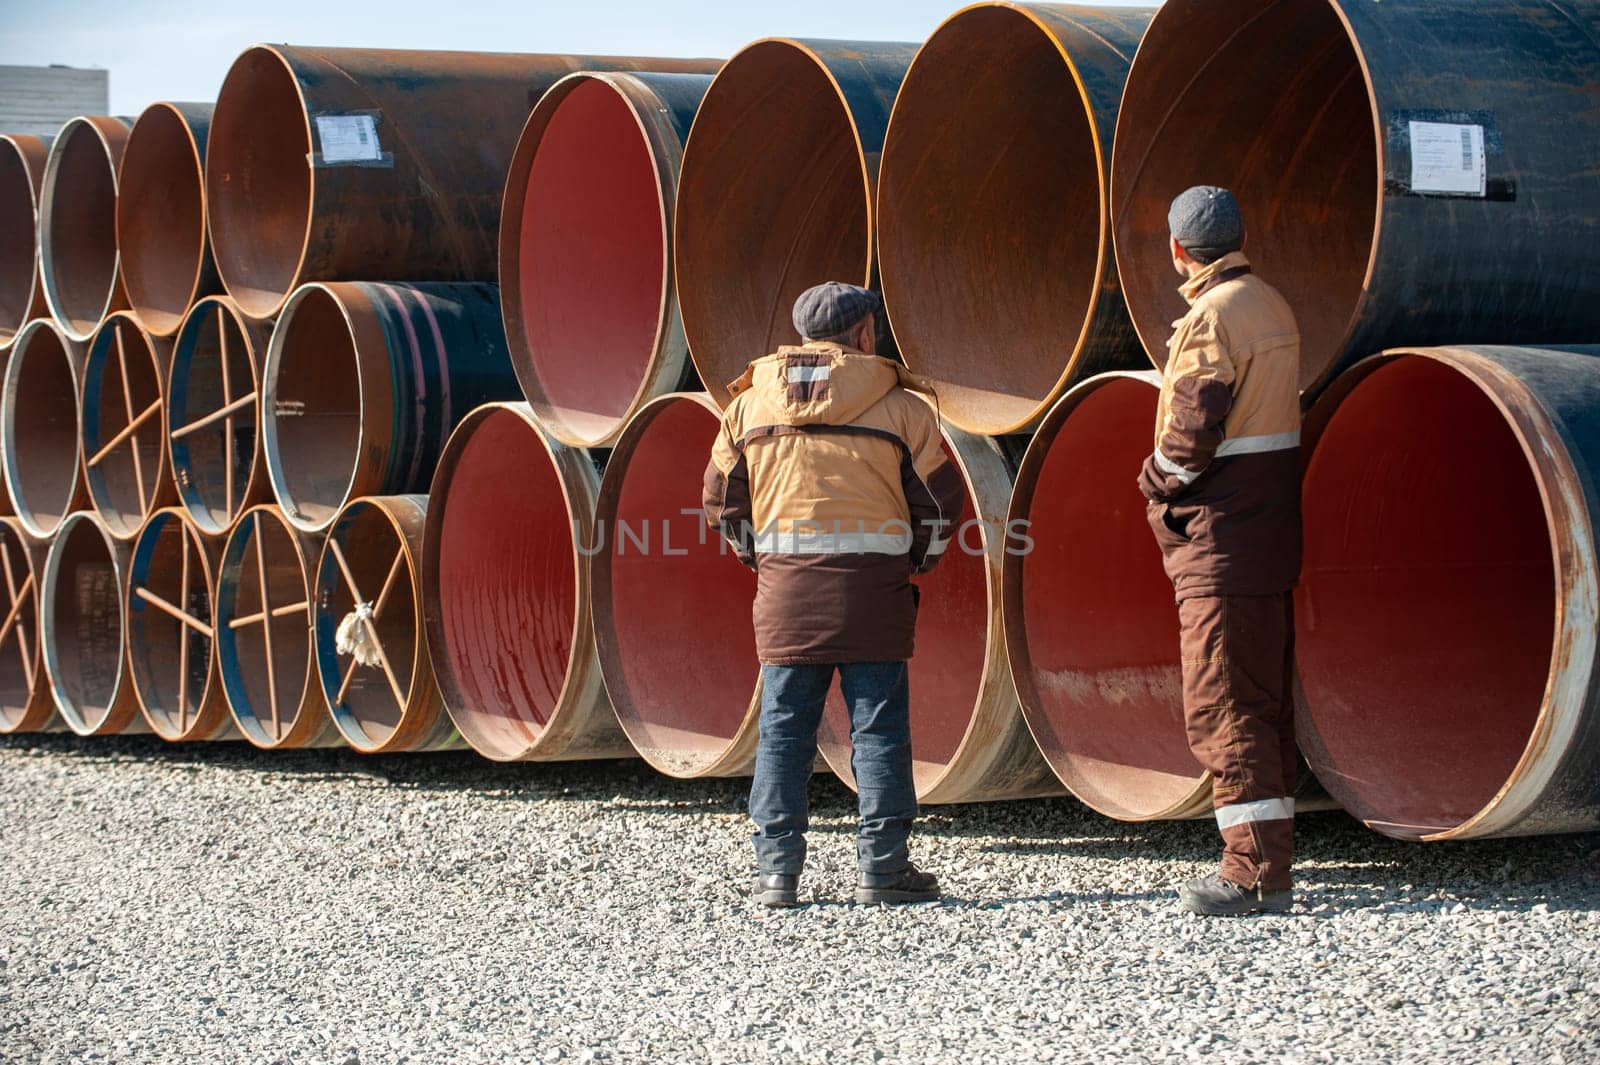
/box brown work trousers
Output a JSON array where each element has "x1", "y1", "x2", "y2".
[{"x1": 1178, "y1": 593, "x2": 1296, "y2": 892}]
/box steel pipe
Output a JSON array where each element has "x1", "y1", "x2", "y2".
[
  {"x1": 2, "y1": 318, "x2": 86, "y2": 537},
  {"x1": 0, "y1": 133, "x2": 51, "y2": 350},
  {"x1": 117, "y1": 102, "x2": 219, "y2": 337},
  {"x1": 81, "y1": 311, "x2": 176, "y2": 540},
  {"x1": 262, "y1": 281, "x2": 520, "y2": 533},
  {"x1": 1110, "y1": 0, "x2": 1600, "y2": 395},
  {"x1": 675, "y1": 39, "x2": 917, "y2": 408},
  {"x1": 500, "y1": 72, "x2": 713, "y2": 448},
  {"x1": 216, "y1": 504, "x2": 340, "y2": 750},
  {"x1": 204, "y1": 46, "x2": 721, "y2": 321},
  {"x1": 0, "y1": 518, "x2": 55, "y2": 734},
  {"x1": 421, "y1": 403, "x2": 628, "y2": 762},
  {"x1": 39, "y1": 116, "x2": 130, "y2": 341},
  {"x1": 167, "y1": 296, "x2": 269, "y2": 536},
  {"x1": 1299, "y1": 346, "x2": 1600, "y2": 841},
  {"x1": 313, "y1": 494, "x2": 460, "y2": 754},
  {"x1": 41, "y1": 511, "x2": 145, "y2": 735},
  {"x1": 876, "y1": 3, "x2": 1152, "y2": 435},
  {"x1": 126, "y1": 507, "x2": 237, "y2": 741},
  {"x1": 592, "y1": 393, "x2": 761, "y2": 777}
]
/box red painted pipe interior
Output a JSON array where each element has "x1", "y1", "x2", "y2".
[
  {"x1": 602, "y1": 399, "x2": 758, "y2": 771},
  {"x1": 8, "y1": 328, "x2": 79, "y2": 530},
  {"x1": 87, "y1": 321, "x2": 165, "y2": 536},
  {"x1": 817, "y1": 442, "x2": 987, "y2": 792},
  {"x1": 0, "y1": 525, "x2": 35, "y2": 727},
  {"x1": 226, "y1": 516, "x2": 310, "y2": 738},
  {"x1": 676, "y1": 42, "x2": 869, "y2": 406},
  {"x1": 119, "y1": 106, "x2": 205, "y2": 335},
  {"x1": 1014, "y1": 379, "x2": 1196, "y2": 817},
  {"x1": 878, "y1": 6, "x2": 1099, "y2": 431},
  {"x1": 271, "y1": 288, "x2": 361, "y2": 528},
  {"x1": 327, "y1": 506, "x2": 416, "y2": 745},
  {"x1": 127, "y1": 517, "x2": 213, "y2": 733},
  {"x1": 48, "y1": 519, "x2": 123, "y2": 724},
  {"x1": 0, "y1": 145, "x2": 37, "y2": 341},
  {"x1": 45, "y1": 124, "x2": 120, "y2": 335},
  {"x1": 434, "y1": 411, "x2": 578, "y2": 758},
  {"x1": 207, "y1": 49, "x2": 312, "y2": 318},
  {"x1": 1300, "y1": 357, "x2": 1553, "y2": 834},
  {"x1": 1114, "y1": 0, "x2": 1376, "y2": 390},
  {"x1": 518, "y1": 80, "x2": 665, "y2": 441},
  {"x1": 173, "y1": 305, "x2": 257, "y2": 530}
]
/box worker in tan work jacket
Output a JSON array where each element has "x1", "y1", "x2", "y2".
[
  {"x1": 1138, "y1": 186, "x2": 1303, "y2": 916},
  {"x1": 703, "y1": 282, "x2": 965, "y2": 908}
]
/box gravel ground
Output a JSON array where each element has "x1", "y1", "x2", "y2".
[{"x1": 2, "y1": 733, "x2": 1597, "y2": 1064}]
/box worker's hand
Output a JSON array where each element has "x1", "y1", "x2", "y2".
[{"x1": 1138, "y1": 452, "x2": 1190, "y2": 503}]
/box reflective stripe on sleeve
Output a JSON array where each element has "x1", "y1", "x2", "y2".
[
  {"x1": 1215, "y1": 797, "x2": 1295, "y2": 829},
  {"x1": 1153, "y1": 449, "x2": 1200, "y2": 485}
]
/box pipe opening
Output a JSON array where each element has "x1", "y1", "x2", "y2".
[
  {"x1": 127, "y1": 514, "x2": 215, "y2": 736},
  {"x1": 676, "y1": 41, "x2": 870, "y2": 406},
  {"x1": 83, "y1": 317, "x2": 167, "y2": 538},
  {"x1": 321, "y1": 503, "x2": 416, "y2": 747},
  {"x1": 3, "y1": 324, "x2": 80, "y2": 536},
  {"x1": 1300, "y1": 356, "x2": 1553, "y2": 835},
  {"x1": 267, "y1": 287, "x2": 360, "y2": 529},
  {"x1": 597, "y1": 397, "x2": 759, "y2": 775},
  {"x1": 0, "y1": 523, "x2": 39, "y2": 730},
  {"x1": 512, "y1": 78, "x2": 667, "y2": 444},
  {"x1": 879, "y1": 6, "x2": 1101, "y2": 432},
  {"x1": 44, "y1": 517, "x2": 124, "y2": 733},
  {"x1": 218, "y1": 510, "x2": 314, "y2": 747},
  {"x1": 119, "y1": 105, "x2": 207, "y2": 336},
  {"x1": 0, "y1": 143, "x2": 39, "y2": 343},
  {"x1": 432, "y1": 409, "x2": 577, "y2": 759},
  {"x1": 207, "y1": 48, "x2": 311, "y2": 319},
  {"x1": 170, "y1": 300, "x2": 259, "y2": 534},
  {"x1": 1010, "y1": 377, "x2": 1197, "y2": 818},
  {"x1": 1113, "y1": 0, "x2": 1377, "y2": 390},
  {"x1": 43, "y1": 122, "x2": 121, "y2": 337}
]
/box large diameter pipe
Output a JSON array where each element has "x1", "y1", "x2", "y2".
[
  {"x1": 216, "y1": 504, "x2": 340, "y2": 750},
  {"x1": 204, "y1": 46, "x2": 721, "y2": 321},
  {"x1": 0, "y1": 133, "x2": 51, "y2": 350},
  {"x1": 500, "y1": 72, "x2": 713, "y2": 448},
  {"x1": 421, "y1": 403, "x2": 628, "y2": 762},
  {"x1": 1299, "y1": 345, "x2": 1600, "y2": 841},
  {"x1": 117, "y1": 102, "x2": 219, "y2": 338},
  {"x1": 41, "y1": 511, "x2": 145, "y2": 736},
  {"x1": 817, "y1": 424, "x2": 1063, "y2": 804},
  {"x1": 167, "y1": 296, "x2": 270, "y2": 536},
  {"x1": 262, "y1": 281, "x2": 520, "y2": 533},
  {"x1": 0, "y1": 518, "x2": 55, "y2": 734},
  {"x1": 81, "y1": 311, "x2": 177, "y2": 539},
  {"x1": 1111, "y1": 0, "x2": 1600, "y2": 396},
  {"x1": 876, "y1": 3, "x2": 1152, "y2": 435},
  {"x1": 39, "y1": 116, "x2": 131, "y2": 341},
  {"x1": 675, "y1": 39, "x2": 917, "y2": 408},
  {"x1": 2, "y1": 318, "x2": 87, "y2": 537},
  {"x1": 313, "y1": 494, "x2": 460, "y2": 754},
  {"x1": 591, "y1": 393, "x2": 762, "y2": 777},
  {"x1": 126, "y1": 507, "x2": 237, "y2": 741}
]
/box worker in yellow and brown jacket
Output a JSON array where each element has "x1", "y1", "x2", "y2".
[
  {"x1": 1138, "y1": 186, "x2": 1303, "y2": 916},
  {"x1": 703, "y1": 282, "x2": 965, "y2": 908}
]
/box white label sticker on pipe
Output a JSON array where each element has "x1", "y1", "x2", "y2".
[
  {"x1": 1409, "y1": 121, "x2": 1485, "y2": 196},
  {"x1": 315, "y1": 115, "x2": 383, "y2": 164}
]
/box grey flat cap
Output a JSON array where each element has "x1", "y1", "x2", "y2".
[
  {"x1": 1169, "y1": 185, "x2": 1245, "y2": 262},
  {"x1": 792, "y1": 282, "x2": 882, "y2": 341}
]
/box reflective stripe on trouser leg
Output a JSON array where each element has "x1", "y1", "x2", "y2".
[{"x1": 1177, "y1": 592, "x2": 1297, "y2": 892}]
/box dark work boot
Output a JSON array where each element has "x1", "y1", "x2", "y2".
[
  {"x1": 753, "y1": 873, "x2": 799, "y2": 908},
  {"x1": 856, "y1": 863, "x2": 940, "y2": 905},
  {"x1": 1178, "y1": 873, "x2": 1292, "y2": 916}
]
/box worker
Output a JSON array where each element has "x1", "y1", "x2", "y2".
[
  {"x1": 703, "y1": 281, "x2": 965, "y2": 908},
  {"x1": 1138, "y1": 186, "x2": 1303, "y2": 916}
]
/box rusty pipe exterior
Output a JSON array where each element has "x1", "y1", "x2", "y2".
[
  {"x1": 2, "y1": 318, "x2": 87, "y2": 538},
  {"x1": 0, "y1": 518, "x2": 56, "y2": 734},
  {"x1": 877, "y1": 3, "x2": 1152, "y2": 436},
  {"x1": 0, "y1": 134, "x2": 52, "y2": 351},
  {"x1": 39, "y1": 116, "x2": 131, "y2": 342},
  {"x1": 500, "y1": 71, "x2": 713, "y2": 448},
  {"x1": 261, "y1": 281, "x2": 520, "y2": 533},
  {"x1": 675, "y1": 39, "x2": 918, "y2": 408},
  {"x1": 313, "y1": 494, "x2": 461, "y2": 754},
  {"x1": 41, "y1": 511, "x2": 146, "y2": 736},
  {"x1": 81, "y1": 311, "x2": 177, "y2": 540},
  {"x1": 1111, "y1": 0, "x2": 1600, "y2": 396},
  {"x1": 117, "y1": 102, "x2": 220, "y2": 338},
  {"x1": 216, "y1": 504, "x2": 340, "y2": 750},
  {"x1": 422, "y1": 402, "x2": 630, "y2": 762},
  {"x1": 204, "y1": 46, "x2": 721, "y2": 321}
]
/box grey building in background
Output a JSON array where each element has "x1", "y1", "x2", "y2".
[{"x1": 0, "y1": 65, "x2": 110, "y2": 137}]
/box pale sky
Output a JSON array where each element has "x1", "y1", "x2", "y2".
[{"x1": 0, "y1": 0, "x2": 1156, "y2": 116}]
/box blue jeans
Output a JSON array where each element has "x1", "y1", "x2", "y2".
[{"x1": 750, "y1": 662, "x2": 917, "y2": 876}]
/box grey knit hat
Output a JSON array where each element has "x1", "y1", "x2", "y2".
[
  {"x1": 792, "y1": 282, "x2": 882, "y2": 341},
  {"x1": 1168, "y1": 186, "x2": 1245, "y2": 263}
]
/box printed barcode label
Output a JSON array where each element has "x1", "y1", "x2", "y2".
[
  {"x1": 1459, "y1": 127, "x2": 1473, "y2": 169},
  {"x1": 1409, "y1": 120, "x2": 1485, "y2": 196},
  {"x1": 315, "y1": 115, "x2": 383, "y2": 164}
]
